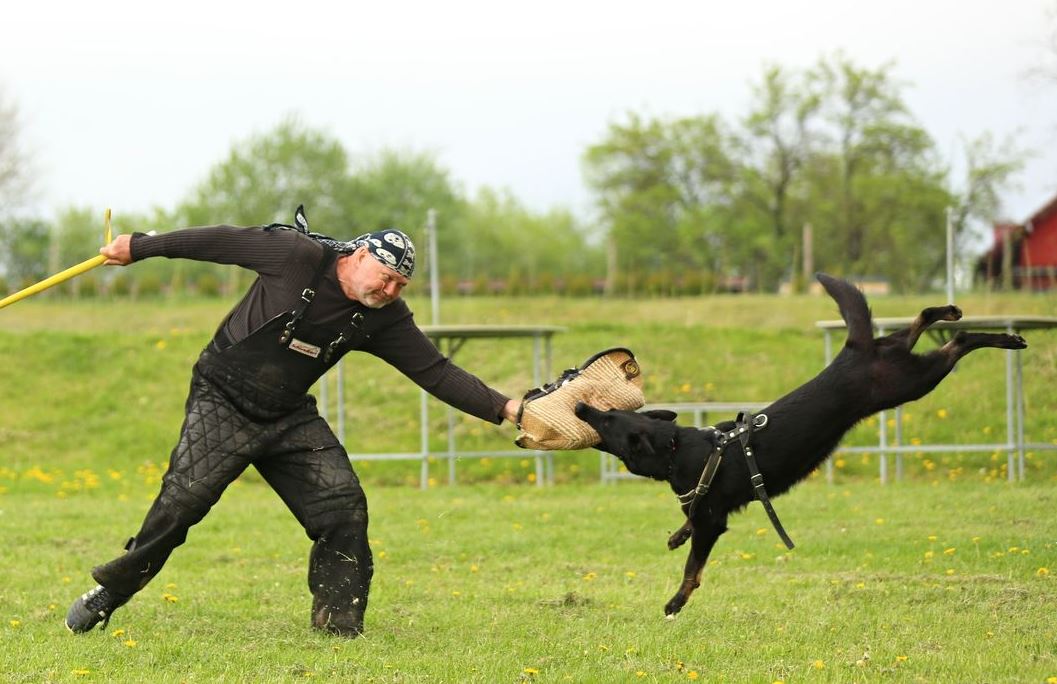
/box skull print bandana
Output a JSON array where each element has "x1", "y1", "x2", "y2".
[{"x1": 266, "y1": 205, "x2": 417, "y2": 279}]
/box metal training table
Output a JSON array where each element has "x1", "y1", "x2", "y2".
[{"x1": 319, "y1": 324, "x2": 565, "y2": 488}]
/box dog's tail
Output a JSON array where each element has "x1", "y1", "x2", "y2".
[{"x1": 817, "y1": 273, "x2": 874, "y2": 352}]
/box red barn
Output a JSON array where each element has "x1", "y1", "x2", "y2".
[{"x1": 978, "y1": 193, "x2": 1057, "y2": 290}]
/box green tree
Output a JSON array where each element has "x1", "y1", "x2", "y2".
[
  {"x1": 0, "y1": 86, "x2": 32, "y2": 214},
  {"x1": 0, "y1": 217, "x2": 49, "y2": 287},
  {"x1": 458, "y1": 187, "x2": 602, "y2": 293},
  {"x1": 175, "y1": 117, "x2": 351, "y2": 295},
  {"x1": 179, "y1": 116, "x2": 350, "y2": 230},
  {"x1": 343, "y1": 149, "x2": 465, "y2": 288},
  {"x1": 584, "y1": 113, "x2": 735, "y2": 293},
  {"x1": 802, "y1": 53, "x2": 953, "y2": 288}
]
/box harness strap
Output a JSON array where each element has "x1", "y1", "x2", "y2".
[
  {"x1": 323, "y1": 311, "x2": 366, "y2": 363},
  {"x1": 736, "y1": 412, "x2": 795, "y2": 550},
  {"x1": 279, "y1": 247, "x2": 336, "y2": 345},
  {"x1": 678, "y1": 434, "x2": 724, "y2": 519}
]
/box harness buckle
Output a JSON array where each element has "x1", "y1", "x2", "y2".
[
  {"x1": 279, "y1": 321, "x2": 295, "y2": 345},
  {"x1": 301, "y1": 288, "x2": 316, "y2": 302}
]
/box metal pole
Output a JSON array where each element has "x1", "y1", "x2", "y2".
[
  {"x1": 420, "y1": 389, "x2": 430, "y2": 490},
  {"x1": 427, "y1": 208, "x2": 440, "y2": 325},
  {"x1": 1005, "y1": 345, "x2": 1015, "y2": 483},
  {"x1": 946, "y1": 206, "x2": 955, "y2": 305},
  {"x1": 1013, "y1": 324, "x2": 1025, "y2": 480}
]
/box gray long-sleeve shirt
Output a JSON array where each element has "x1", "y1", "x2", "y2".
[{"x1": 130, "y1": 225, "x2": 510, "y2": 424}]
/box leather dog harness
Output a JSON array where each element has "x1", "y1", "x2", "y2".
[{"x1": 676, "y1": 412, "x2": 795, "y2": 550}]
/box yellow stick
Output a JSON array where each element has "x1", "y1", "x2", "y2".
[{"x1": 0, "y1": 209, "x2": 113, "y2": 310}]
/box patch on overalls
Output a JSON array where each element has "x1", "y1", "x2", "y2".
[{"x1": 288, "y1": 338, "x2": 322, "y2": 358}]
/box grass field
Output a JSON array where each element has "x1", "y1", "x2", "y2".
[
  {"x1": 1, "y1": 291, "x2": 1056, "y2": 682},
  {"x1": 1, "y1": 480, "x2": 1055, "y2": 682}
]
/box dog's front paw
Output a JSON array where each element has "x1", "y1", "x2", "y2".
[
  {"x1": 667, "y1": 526, "x2": 693, "y2": 551},
  {"x1": 664, "y1": 595, "x2": 685, "y2": 616}
]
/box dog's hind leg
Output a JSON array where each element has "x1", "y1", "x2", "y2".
[
  {"x1": 663, "y1": 519, "x2": 727, "y2": 616},
  {"x1": 898, "y1": 305, "x2": 963, "y2": 351},
  {"x1": 816, "y1": 273, "x2": 874, "y2": 351},
  {"x1": 889, "y1": 332, "x2": 1028, "y2": 405},
  {"x1": 942, "y1": 331, "x2": 1028, "y2": 359}
]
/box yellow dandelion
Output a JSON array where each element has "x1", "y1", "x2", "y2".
[
  {"x1": 124, "y1": 639, "x2": 137, "y2": 648},
  {"x1": 756, "y1": 528, "x2": 767, "y2": 536},
  {"x1": 625, "y1": 571, "x2": 637, "y2": 579},
  {"x1": 739, "y1": 552, "x2": 754, "y2": 560},
  {"x1": 527, "y1": 472, "x2": 537, "y2": 483},
  {"x1": 72, "y1": 670, "x2": 91, "y2": 677},
  {"x1": 813, "y1": 659, "x2": 825, "y2": 669},
  {"x1": 452, "y1": 591, "x2": 462, "y2": 597},
  {"x1": 636, "y1": 673, "x2": 646, "y2": 678},
  {"x1": 688, "y1": 671, "x2": 700, "y2": 680},
  {"x1": 1046, "y1": 677, "x2": 1057, "y2": 684},
  {"x1": 875, "y1": 518, "x2": 885, "y2": 525},
  {"x1": 470, "y1": 564, "x2": 479, "y2": 573},
  {"x1": 598, "y1": 644, "x2": 609, "y2": 652},
  {"x1": 162, "y1": 592, "x2": 178, "y2": 603},
  {"x1": 927, "y1": 535, "x2": 938, "y2": 542},
  {"x1": 9, "y1": 620, "x2": 20, "y2": 628},
  {"x1": 111, "y1": 628, "x2": 125, "y2": 637},
  {"x1": 1037, "y1": 567, "x2": 1050, "y2": 576},
  {"x1": 154, "y1": 339, "x2": 167, "y2": 351},
  {"x1": 936, "y1": 408, "x2": 948, "y2": 419},
  {"x1": 924, "y1": 551, "x2": 934, "y2": 560},
  {"x1": 835, "y1": 458, "x2": 846, "y2": 469},
  {"x1": 945, "y1": 569, "x2": 956, "y2": 575},
  {"x1": 896, "y1": 655, "x2": 908, "y2": 663},
  {"x1": 583, "y1": 572, "x2": 597, "y2": 581},
  {"x1": 523, "y1": 668, "x2": 539, "y2": 676},
  {"x1": 377, "y1": 551, "x2": 387, "y2": 559},
  {"x1": 944, "y1": 547, "x2": 956, "y2": 556}
]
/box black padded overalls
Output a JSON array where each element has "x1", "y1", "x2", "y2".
[{"x1": 93, "y1": 248, "x2": 374, "y2": 634}]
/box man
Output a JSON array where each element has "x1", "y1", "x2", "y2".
[{"x1": 65, "y1": 207, "x2": 520, "y2": 637}]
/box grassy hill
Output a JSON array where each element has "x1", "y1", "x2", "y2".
[{"x1": 1, "y1": 291, "x2": 1056, "y2": 486}]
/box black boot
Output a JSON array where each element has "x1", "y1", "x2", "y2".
[
  {"x1": 311, "y1": 596, "x2": 365, "y2": 637},
  {"x1": 65, "y1": 585, "x2": 132, "y2": 634}
]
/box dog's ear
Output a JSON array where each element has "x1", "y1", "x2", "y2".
[{"x1": 642, "y1": 409, "x2": 678, "y2": 422}]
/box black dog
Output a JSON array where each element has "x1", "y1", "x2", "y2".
[{"x1": 574, "y1": 273, "x2": 1027, "y2": 616}]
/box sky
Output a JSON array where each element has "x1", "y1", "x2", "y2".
[{"x1": 2, "y1": 0, "x2": 1056, "y2": 236}]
